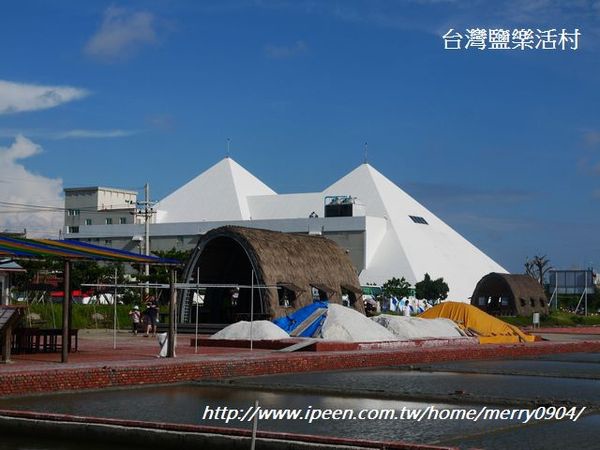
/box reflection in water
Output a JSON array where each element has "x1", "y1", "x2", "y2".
[{"x1": 239, "y1": 368, "x2": 600, "y2": 406}]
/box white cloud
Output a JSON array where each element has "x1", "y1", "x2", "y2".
[
  {"x1": 0, "y1": 135, "x2": 63, "y2": 237},
  {"x1": 0, "y1": 80, "x2": 88, "y2": 115},
  {"x1": 264, "y1": 40, "x2": 308, "y2": 59},
  {"x1": 0, "y1": 128, "x2": 137, "y2": 140},
  {"x1": 85, "y1": 6, "x2": 158, "y2": 61},
  {"x1": 53, "y1": 129, "x2": 138, "y2": 139}
]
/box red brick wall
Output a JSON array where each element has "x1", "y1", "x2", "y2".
[{"x1": 1, "y1": 341, "x2": 599, "y2": 397}]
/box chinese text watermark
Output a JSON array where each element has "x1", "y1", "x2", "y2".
[{"x1": 443, "y1": 28, "x2": 580, "y2": 51}]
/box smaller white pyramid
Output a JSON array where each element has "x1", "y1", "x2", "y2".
[{"x1": 156, "y1": 157, "x2": 276, "y2": 223}]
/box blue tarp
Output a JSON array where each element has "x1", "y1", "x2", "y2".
[{"x1": 273, "y1": 301, "x2": 328, "y2": 337}]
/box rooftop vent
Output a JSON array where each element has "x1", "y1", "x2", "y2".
[{"x1": 325, "y1": 196, "x2": 355, "y2": 217}]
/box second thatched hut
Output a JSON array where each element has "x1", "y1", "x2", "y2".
[{"x1": 471, "y1": 272, "x2": 549, "y2": 316}]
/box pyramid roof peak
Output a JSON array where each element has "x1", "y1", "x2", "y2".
[{"x1": 156, "y1": 156, "x2": 275, "y2": 223}]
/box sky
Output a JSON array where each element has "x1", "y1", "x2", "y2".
[{"x1": 0, "y1": 0, "x2": 599, "y2": 274}]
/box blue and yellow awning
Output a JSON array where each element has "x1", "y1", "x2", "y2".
[{"x1": 0, "y1": 236, "x2": 180, "y2": 265}]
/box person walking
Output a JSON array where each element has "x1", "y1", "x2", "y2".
[
  {"x1": 128, "y1": 305, "x2": 141, "y2": 335},
  {"x1": 144, "y1": 302, "x2": 158, "y2": 337}
]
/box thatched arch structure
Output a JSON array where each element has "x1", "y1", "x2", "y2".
[
  {"x1": 180, "y1": 226, "x2": 363, "y2": 323},
  {"x1": 471, "y1": 272, "x2": 549, "y2": 316}
]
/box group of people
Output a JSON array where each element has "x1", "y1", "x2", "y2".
[
  {"x1": 128, "y1": 300, "x2": 159, "y2": 336},
  {"x1": 388, "y1": 297, "x2": 432, "y2": 316}
]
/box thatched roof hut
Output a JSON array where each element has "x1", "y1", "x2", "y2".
[
  {"x1": 180, "y1": 226, "x2": 363, "y2": 323},
  {"x1": 471, "y1": 272, "x2": 549, "y2": 316}
]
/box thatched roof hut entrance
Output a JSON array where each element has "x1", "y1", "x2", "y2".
[
  {"x1": 180, "y1": 226, "x2": 363, "y2": 324},
  {"x1": 471, "y1": 272, "x2": 549, "y2": 316}
]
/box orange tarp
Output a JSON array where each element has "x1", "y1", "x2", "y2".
[{"x1": 419, "y1": 302, "x2": 535, "y2": 344}]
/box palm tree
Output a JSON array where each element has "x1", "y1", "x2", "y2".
[{"x1": 525, "y1": 255, "x2": 552, "y2": 286}]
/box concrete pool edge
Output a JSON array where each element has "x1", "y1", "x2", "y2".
[
  {"x1": 1, "y1": 340, "x2": 600, "y2": 398},
  {"x1": 0, "y1": 409, "x2": 459, "y2": 450}
]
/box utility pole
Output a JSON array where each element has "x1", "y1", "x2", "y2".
[
  {"x1": 144, "y1": 183, "x2": 150, "y2": 281},
  {"x1": 138, "y1": 183, "x2": 155, "y2": 296}
]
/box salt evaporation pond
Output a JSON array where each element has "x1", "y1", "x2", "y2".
[
  {"x1": 0, "y1": 383, "x2": 508, "y2": 445},
  {"x1": 1, "y1": 354, "x2": 598, "y2": 449}
]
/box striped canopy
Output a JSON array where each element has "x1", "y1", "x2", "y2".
[{"x1": 0, "y1": 236, "x2": 180, "y2": 265}]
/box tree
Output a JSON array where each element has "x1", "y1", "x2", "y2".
[
  {"x1": 70, "y1": 261, "x2": 121, "y2": 290},
  {"x1": 12, "y1": 258, "x2": 124, "y2": 301},
  {"x1": 136, "y1": 248, "x2": 192, "y2": 285},
  {"x1": 415, "y1": 273, "x2": 449, "y2": 302},
  {"x1": 12, "y1": 258, "x2": 63, "y2": 293},
  {"x1": 382, "y1": 277, "x2": 412, "y2": 299},
  {"x1": 525, "y1": 255, "x2": 551, "y2": 287}
]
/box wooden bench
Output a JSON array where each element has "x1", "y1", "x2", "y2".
[
  {"x1": 12, "y1": 328, "x2": 79, "y2": 354},
  {"x1": 1, "y1": 306, "x2": 24, "y2": 363}
]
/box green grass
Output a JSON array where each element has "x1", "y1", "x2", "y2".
[
  {"x1": 502, "y1": 311, "x2": 600, "y2": 327},
  {"x1": 21, "y1": 304, "x2": 167, "y2": 329}
]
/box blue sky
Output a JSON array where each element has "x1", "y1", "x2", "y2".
[{"x1": 0, "y1": 0, "x2": 599, "y2": 273}]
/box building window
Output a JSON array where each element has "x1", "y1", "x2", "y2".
[
  {"x1": 104, "y1": 239, "x2": 112, "y2": 246},
  {"x1": 67, "y1": 209, "x2": 80, "y2": 216},
  {"x1": 409, "y1": 215, "x2": 428, "y2": 225},
  {"x1": 85, "y1": 219, "x2": 92, "y2": 226},
  {"x1": 119, "y1": 217, "x2": 127, "y2": 224},
  {"x1": 68, "y1": 226, "x2": 79, "y2": 233},
  {"x1": 105, "y1": 218, "x2": 113, "y2": 225}
]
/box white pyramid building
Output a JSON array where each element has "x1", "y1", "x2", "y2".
[
  {"x1": 152, "y1": 157, "x2": 506, "y2": 301},
  {"x1": 156, "y1": 157, "x2": 276, "y2": 223},
  {"x1": 323, "y1": 164, "x2": 507, "y2": 300}
]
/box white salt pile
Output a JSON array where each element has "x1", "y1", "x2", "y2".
[
  {"x1": 321, "y1": 304, "x2": 397, "y2": 342},
  {"x1": 211, "y1": 320, "x2": 290, "y2": 340},
  {"x1": 371, "y1": 315, "x2": 464, "y2": 340}
]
